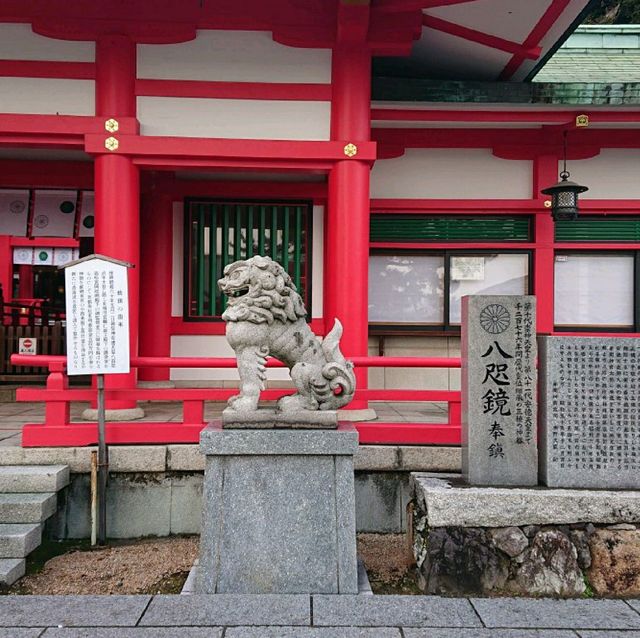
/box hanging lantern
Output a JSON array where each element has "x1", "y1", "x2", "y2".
[
  {"x1": 541, "y1": 171, "x2": 588, "y2": 222},
  {"x1": 541, "y1": 130, "x2": 589, "y2": 222}
]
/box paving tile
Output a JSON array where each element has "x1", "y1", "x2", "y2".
[
  {"x1": 42, "y1": 629, "x2": 222, "y2": 638},
  {"x1": 625, "y1": 600, "x2": 640, "y2": 615},
  {"x1": 0, "y1": 596, "x2": 151, "y2": 627},
  {"x1": 404, "y1": 629, "x2": 577, "y2": 638},
  {"x1": 471, "y1": 598, "x2": 640, "y2": 630},
  {"x1": 226, "y1": 629, "x2": 401, "y2": 638},
  {"x1": 0, "y1": 630, "x2": 43, "y2": 638},
  {"x1": 312, "y1": 595, "x2": 481, "y2": 628},
  {"x1": 578, "y1": 632, "x2": 640, "y2": 637},
  {"x1": 139, "y1": 594, "x2": 310, "y2": 626}
]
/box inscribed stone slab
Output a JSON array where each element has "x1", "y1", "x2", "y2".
[
  {"x1": 312, "y1": 595, "x2": 481, "y2": 627},
  {"x1": 462, "y1": 295, "x2": 537, "y2": 486},
  {"x1": 0, "y1": 595, "x2": 150, "y2": 627},
  {"x1": 139, "y1": 594, "x2": 310, "y2": 626},
  {"x1": 539, "y1": 336, "x2": 640, "y2": 488},
  {"x1": 470, "y1": 598, "x2": 640, "y2": 629}
]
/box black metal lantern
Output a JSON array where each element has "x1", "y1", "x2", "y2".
[{"x1": 541, "y1": 131, "x2": 588, "y2": 222}]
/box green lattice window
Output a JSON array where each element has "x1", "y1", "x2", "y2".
[
  {"x1": 370, "y1": 215, "x2": 531, "y2": 242},
  {"x1": 185, "y1": 199, "x2": 312, "y2": 320},
  {"x1": 555, "y1": 217, "x2": 640, "y2": 242}
]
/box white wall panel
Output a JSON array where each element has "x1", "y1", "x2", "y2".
[
  {"x1": 0, "y1": 24, "x2": 95, "y2": 61},
  {"x1": 562, "y1": 150, "x2": 640, "y2": 199},
  {"x1": 371, "y1": 149, "x2": 532, "y2": 199},
  {"x1": 170, "y1": 335, "x2": 290, "y2": 381},
  {"x1": 172, "y1": 201, "x2": 184, "y2": 317},
  {"x1": 138, "y1": 30, "x2": 331, "y2": 83},
  {"x1": 0, "y1": 78, "x2": 94, "y2": 115},
  {"x1": 137, "y1": 96, "x2": 330, "y2": 140}
]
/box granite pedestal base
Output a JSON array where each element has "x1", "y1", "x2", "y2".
[{"x1": 197, "y1": 421, "x2": 359, "y2": 594}]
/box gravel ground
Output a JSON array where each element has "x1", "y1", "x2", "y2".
[
  {"x1": 8, "y1": 534, "x2": 417, "y2": 595},
  {"x1": 12, "y1": 536, "x2": 199, "y2": 595}
]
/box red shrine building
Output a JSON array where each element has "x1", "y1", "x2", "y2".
[{"x1": 1, "y1": 0, "x2": 640, "y2": 444}]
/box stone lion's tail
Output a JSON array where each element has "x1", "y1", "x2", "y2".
[{"x1": 315, "y1": 319, "x2": 356, "y2": 410}]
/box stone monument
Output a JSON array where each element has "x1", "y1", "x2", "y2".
[
  {"x1": 539, "y1": 336, "x2": 640, "y2": 489},
  {"x1": 462, "y1": 295, "x2": 538, "y2": 486},
  {"x1": 197, "y1": 255, "x2": 359, "y2": 594}
]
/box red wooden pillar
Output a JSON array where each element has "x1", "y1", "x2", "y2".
[
  {"x1": 92, "y1": 35, "x2": 142, "y2": 413},
  {"x1": 533, "y1": 155, "x2": 558, "y2": 335},
  {"x1": 139, "y1": 190, "x2": 173, "y2": 382},
  {"x1": 327, "y1": 44, "x2": 371, "y2": 410},
  {"x1": 0, "y1": 236, "x2": 13, "y2": 305},
  {"x1": 17, "y1": 265, "x2": 33, "y2": 299}
]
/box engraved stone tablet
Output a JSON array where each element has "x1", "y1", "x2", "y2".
[
  {"x1": 540, "y1": 336, "x2": 640, "y2": 489},
  {"x1": 462, "y1": 295, "x2": 538, "y2": 486}
]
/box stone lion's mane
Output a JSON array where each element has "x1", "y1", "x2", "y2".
[{"x1": 222, "y1": 258, "x2": 307, "y2": 324}]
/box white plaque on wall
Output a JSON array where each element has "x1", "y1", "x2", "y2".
[
  {"x1": 64, "y1": 255, "x2": 131, "y2": 376},
  {"x1": 451, "y1": 257, "x2": 485, "y2": 281}
]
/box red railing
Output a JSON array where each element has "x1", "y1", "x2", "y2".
[{"x1": 10, "y1": 354, "x2": 461, "y2": 447}]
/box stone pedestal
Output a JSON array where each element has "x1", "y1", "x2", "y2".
[{"x1": 197, "y1": 422, "x2": 359, "y2": 594}]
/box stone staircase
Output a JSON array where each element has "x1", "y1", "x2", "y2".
[{"x1": 0, "y1": 465, "x2": 69, "y2": 586}]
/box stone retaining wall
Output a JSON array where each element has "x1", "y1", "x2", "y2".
[{"x1": 411, "y1": 475, "x2": 640, "y2": 597}]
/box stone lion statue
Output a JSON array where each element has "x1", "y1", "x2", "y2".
[{"x1": 218, "y1": 255, "x2": 356, "y2": 413}]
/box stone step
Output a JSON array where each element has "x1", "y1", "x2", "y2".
[
  {"x1": 0, "y1": 523, "x2": 41, "y2": 558},
  {"x1": 0, "y1": 493, "x2": 57, "y2": 524},
  {"x1": 0, "y1": 465, "x2": 69, "y2": 493},
  {"x1": 0, "y1": 558, "x2": 25, "y2": 586}
]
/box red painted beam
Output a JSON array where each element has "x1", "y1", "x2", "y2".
[
  {"x1": 500, "y1": 0, "x2": 571, "y2": 80},
  {"x1": 0, "y1": 59, "x2": 95, "y2": 79},
  {"x1": 374, "y1": 0, "x2": 477, "y2": 12},
  {"x1": 422, "y1": 15, "x2": 541, "y2": 59},
  {"x1": 135, "y1": 79, "x2": 332, "y2": 102},
  {"x1": 84, "y1": 134, "x2": 377, "y2": 162},
  {"x1": 0, "y1": 114, "x2": 138, "y2": 136},
  {"x1": 371, "y1": 109, "x2": 640, "y2": 124},
  {"x1": 357, "y1": 423, "x2": 461, "y2": 445}
]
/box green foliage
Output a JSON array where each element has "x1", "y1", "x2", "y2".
[{"x1": 586, "y1": 0, "x2": 640, "y2": 24}]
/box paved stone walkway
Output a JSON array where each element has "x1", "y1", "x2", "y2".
[
  {"x1": 0, "y1": 594, "x2": 638, "y2": 636},
  {"x1": 0, "y1": 400, "x2": 449, "y2": 447}
]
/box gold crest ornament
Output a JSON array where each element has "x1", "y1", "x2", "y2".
[
  {"x1": 104, "y1": 137, "x2": 119, "y2": 151},
  {"x1": 343, "y1": 143, "x2": 358, "y2": 157},
  {"x1": 105, "y1": 118, "x2": 119, "y2": 133}
]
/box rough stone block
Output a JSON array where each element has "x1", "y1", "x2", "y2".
[
  {"x1": 170, "y1": 474, "x2": 203, "y2": 535},
  {"x1": 588, "y1": 528, "x2": 640, "y2": 596},
  {"x1": 0, "y1": 492, "x2": 56, "y2": 523},
  {"x1": 0, "y1": 523, "x2": 41, "y2": 558},
  {"x1": 539, "y1": 336, "x2": 640, "y2": 489},
  {"x1": 312, "y1": 595, "x2": 481, "y2": 628},
  {"x1": 0, "y1": 465, "x2": 69, "y2": 493},
  {"x1": 0, "y1": 595, "x2": 151, "y2": 627},
  {"x1": 167, "y1": 445, "x2": 204, "y2": 471},
  {"x1": 139, "y1": 595, "x2": 310, "y2": 626},
  {"x1": 462, "y1": 295, "x2": 537, "y2": 486},
  {"x1": 470, "y1": 598, "x2": 640, "y2": 629},
  {"x1": 412, "y1": 476, "x2": 640, "y2": 527}
]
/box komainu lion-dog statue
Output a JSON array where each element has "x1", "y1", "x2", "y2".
[{"x1": 218, "y1": 255, "x2": 356, "y2": 416}]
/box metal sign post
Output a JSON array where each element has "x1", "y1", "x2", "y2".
[{"x1": 61, "y1": 254, "x2": 132, "y2": 546}]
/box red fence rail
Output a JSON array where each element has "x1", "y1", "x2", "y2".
[{"x1": 11, "y1": 354, "x2": 462, "y2": 447}]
